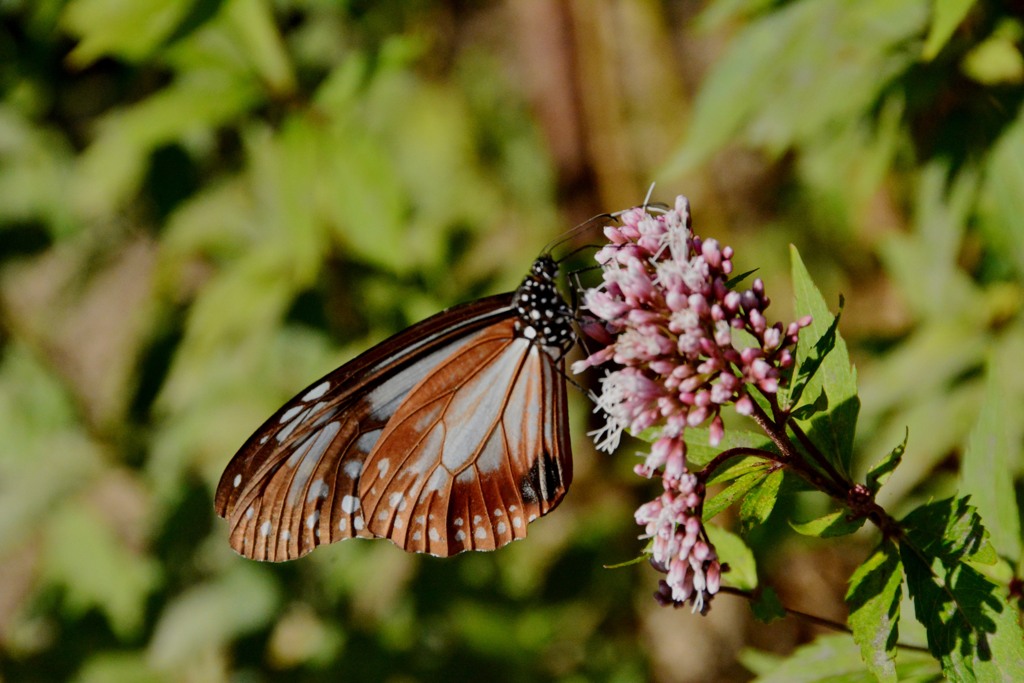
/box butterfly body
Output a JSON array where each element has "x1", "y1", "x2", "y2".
[{"x1": 216, "y1": 255, "x2": 575, "y2": 560}]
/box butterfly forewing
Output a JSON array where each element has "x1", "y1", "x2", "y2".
[{"x1": 216, "y1": 256, "x2": 575, "y2": 561}]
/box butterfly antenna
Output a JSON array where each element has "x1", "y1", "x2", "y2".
[{"x1": 542, "y1": 212, "x2": 615, "y2": 255}]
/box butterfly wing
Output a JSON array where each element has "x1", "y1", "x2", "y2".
[
  {"x1": 356, "y1": 319, "x2": 572, "y2": 556},
  {"x1": 215, "y1": 294, "x2": 516, "y2": 561}
]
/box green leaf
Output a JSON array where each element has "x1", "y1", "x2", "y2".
[
  {"x1": 741, "y1": 633, "x2": 939, "y2": 682},
  {"x1": 846, "y1": 539, "x2": 902, "y2": 682},
  {"x1": 661, "y1": 0, "x2": 928, "y2": 175},
  {"x1": 706, "y1": 524, "x2": 758, "y2": 591},
  {"x1": 922, "y1": 0, "x2": 978, "y2": 60},
  {"x1": 73, "y1": 651, "x2": 165, "y2": 683},
  {"x1": 741, "y1": 634, "x2": 868, "y2": 682},
  {"x1": 725, "y1": 267, "x2": 759, "y2": 289},
  {"x1": 790, "y1": 245, "x2": 860, "y2": 477},
  {"x1": 704, "y1": 467, "x2": 771, "y2": 521},
  {"x1": 739, "y1": 468, "x2": 783, "y2": 533},
  {"x1": 705, "y1": 454, "x2": 773, "y2": 486},
  {"x1": 61, "y1": 0, "x2": 191, "y2": 66},
  {"x1": 960, "y1": 354, "x2": 1023, "y2": 560},
  {"x1": 43, "y1": 503, "x2": 161, "y2": 639},
  {"x1": 790, "y1": 509, "x2": 865, "y2": 538},
  {"x1": 902, "y1": 496, "x2": 989, "y2": 564},
  {"x1": 783, "y1": 301, "x2": 841, "y2": 411},
  {"x1": 866, "y1": 429, "x2": 908, "y2": 495},
  {"x1": 788, "y1": 389, "x2": 828, "y2": 422},
  {"x1": 901, "y1": 544, "x2": 1024, "y2": 681},
  {"x1": 750, "y1": 586, "x2": 786, "y2": 623},
  {"x1": 148, "y1": 564, "x2": 281, "y2": 670},
  {"x1": 684, "y1": 427, "x2": 776, "y2": 469}
]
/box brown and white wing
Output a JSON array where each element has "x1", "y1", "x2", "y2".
[
  {"x1": 214, "y1": 294, "x2": 516, "y2": 561},
  {"x1": 358, "y1": 319, "x2": 573, "y2": 557}
]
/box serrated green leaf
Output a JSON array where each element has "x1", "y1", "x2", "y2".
[
  {"x1": 750, "y1": 586, "x2": 786, "y2": 623},
  {"x1": 740, "y1": 468, "x2": 783, "y2": 532},
  {"x1": 903, "y1": 496, "x2": 989, "y2": 564},
  {"x1": 901, "y1": 544, "x2": 1024, "y2": 681},
  {"x1": 866, "y1": 429, "x2": 907, "y2": 495},
  {"x1": 791, "y1": 245, "x2": 860, "y2": 477},
  {"x1": 706, "y1": 524, "x2": 758, "y2": 591},
  {"x1": 960, "y1": 355, "x2": 1022, "y2": 560},
  {"x1": 790, "y1": 509, "x2": 865, "y2": 538},
  {"x1": 704, "y1": 467, "x2": 770, "y2": 521},
  {"x1": 846, "y1": 539, "x2": 902, "y2": 682},
  {"x1": 788, "y1": 387, "x2": 828, "y2": 422},
  {"x1": 922, "y1": 0, "x2": 978, "y2": 60}
]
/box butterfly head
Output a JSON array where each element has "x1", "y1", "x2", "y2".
[{"x1": 512, "y1": 255, "x2": 575, "y2": 355}]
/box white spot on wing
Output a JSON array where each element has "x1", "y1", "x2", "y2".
[
  {"x1": 475, "y1": 527, "x2": 486, "y2": 539},
  {"x1": 260, "y1": 521, "x2": 271, "y2": 537},
  {"x1": 455, "y1": 530, "x2": 466, "y2": 542},
  {"x1": 341, "y1": 495, "x2": 360, "y2": 513},
  {"x1": 377, "y1": 459, "x2": 390, "y2": 478},
  {"x1": 513, "y1": 517, "x2": 522, "y2": 528},
  {"x1": 302, "y1": 381, "x2": 330, "y2": 401},
  {"x1": 307, "y1": 479, "x2": 329, "y2": 502},
  {"x1": 338, "y1": 518, "x2": 348, "y2": 532},
  {"x1": 279, "y1": 405, "x2": 303, "y2": 424},
  {"x1": 245, "y1": 507, "x2": 254, "y2": 520},
  {"x1": 354, "y1": 516, "x2": 364, "y2": 531},
  {"x1": 343, "y1": 460, "x2": 363, "y2": 479},
  {"x1": 280, "y1": 530, "x2": 291, "y2": 541},
  {"x1": 429, "y1": 528, "x2": 440, "y2": 541},
  {"x1": 388, "y1": 492, "x2": 404, "y2": 508},
  {"x1": 454, "y1": 517, "x2": 463, "y2": 527},
  {"x1": 356, "y1": 429, "x2": 381, "y2": 454},
  {"x1": 497, "y1": 521, "x2": 507, "y2": 534},
  {"x1": 306, "y1": 511, "x2": 320, "y2": 529},
  {"x1": 413, "y1": 530, "x2": 422, "y2": 541},
  {"x1": 232, "y1": 474, "x2": 242, "y2": 487}
]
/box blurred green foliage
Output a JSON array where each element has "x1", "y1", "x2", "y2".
[{"x1": 1, "y1": 0, "x2": 1023, "y2": 681}]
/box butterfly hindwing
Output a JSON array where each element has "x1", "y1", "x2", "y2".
[{"x1": 357, "y1": 321, "x2": 572, "y2": 556}]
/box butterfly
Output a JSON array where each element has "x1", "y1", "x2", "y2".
[{"x1": 215, "y1": 254, "x2": 577, "y2": 561}]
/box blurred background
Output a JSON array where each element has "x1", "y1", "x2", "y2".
[{"x1": 2, "y1": 1, "x2": 1022, "y2": 681}]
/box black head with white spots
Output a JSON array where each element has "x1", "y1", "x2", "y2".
[{"x1": 512, "y1": 255, "x2": 575, "y2": 355}]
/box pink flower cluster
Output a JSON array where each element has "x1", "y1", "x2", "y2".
[
  {"x1": 635, "y1": 473, "x2": 720, "y2": 614},
  {"x1": 573, "y1": 196, "x2": 809, "y2": 611}
]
